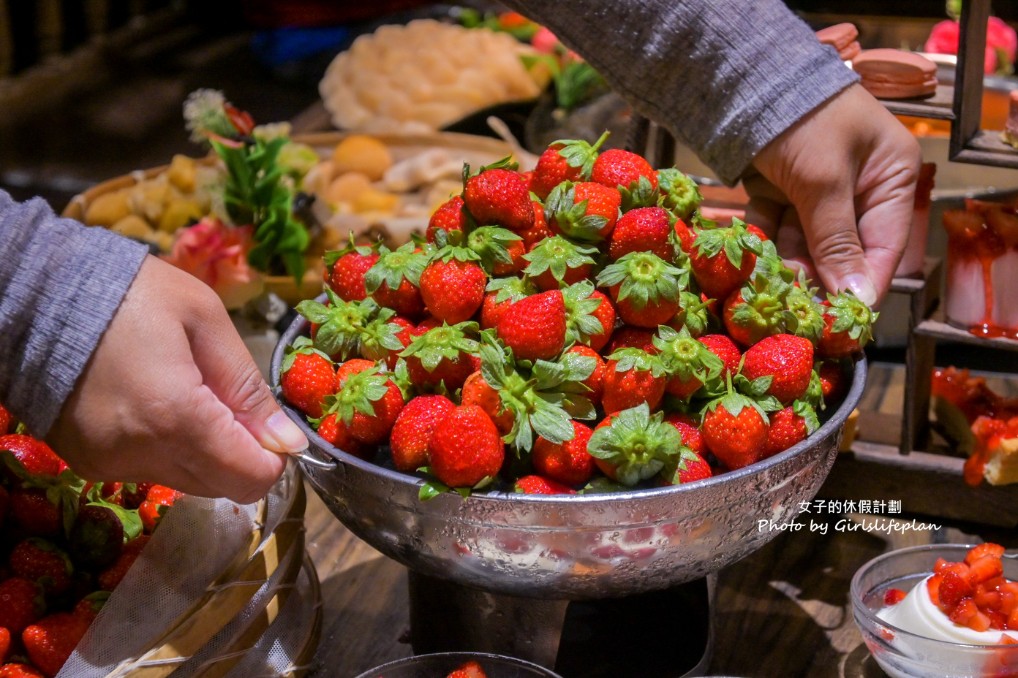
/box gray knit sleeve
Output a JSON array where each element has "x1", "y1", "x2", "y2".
[
  {"x1": 503, "y1": 0, "x2": 859, "y2": 184},
  {"x1": 0, "y1": 190, "x2": 149, "y2": 436}
]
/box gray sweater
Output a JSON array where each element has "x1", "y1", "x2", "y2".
[{"x1": 0, "y1": 0, "x2": 856, "y2": 436}]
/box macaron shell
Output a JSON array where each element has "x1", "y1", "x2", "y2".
[
  {"x1": 839, "y1": 41, "x2": 862, "y2": 61},
  {"x1": 852, "y1": 48, "x2": 938, "y2": 99},
  {"x1": 858, "y1": 77, "x2": 937, "y2": 100},
  {"x1": 815, "y1": 22, "x2": 859, "y2": 51}
]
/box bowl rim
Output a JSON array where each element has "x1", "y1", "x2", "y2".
[
  {"x1": 850, "y1": 542, "x2": 1018, "y2": 650},
  {"x1": 351, "y1": 651, "x2": 563, "y2": 678},
  {"x1": 272, "y1": 298, "x2": 867, "y2": 505}
]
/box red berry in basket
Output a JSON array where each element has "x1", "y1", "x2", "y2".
[
  {"x1": 0, "y1": 628, "x2": 10, "y2": 665},
  {"x1": 653, "y1": 326, "x2": 725, "y2": 400},
  {"x1": 818, "y1": 360, "x2": 849, "y2": 404},
  {"x1": 139, "y1": 485, "x2": 182, "y2": 534},
  {"x1": 480, "y1": 277, "x2": 537, "y2": 330},
  {"x1": 608, "y1": 206, "x2": 674, "y2": 261},
  {"x1": 763, "y1": 404, "x2": 818, "y2": 458},
  {"x1": 326, "y1": 366, "x2": 404, "y2": 446},
  {"x1": 364, "y1": 243, "x2": 427, "y2": 319},
  {"x1": 68, "y1": 505, "x2": 124, "y2": 572},
  {"x1": 461, "y1": 372, "x2": 514, "y2": 435},
  {"x1": 601, "y1": 349, "x2": 667, "y2": 414},
  {"x1": 0, "y1": 577, "x2": 44, "y2": 634},
  {"x1": 0, "y1": 434, "x2": 62, "y2": 478},
  {"x1": 523, "y1": 235, "x2": 597, "y2": 291},
  {"x1": 0, "y1": 663, "x2": 45, "y2": 678},
  {"x1": 529, "y1": 132, "x2": 607, "y2": 200},
  {"x1": 8, "y1": 489, "x2": 61, "y2": 538},
  {"x1": 545, "y1": 181, "x2": 621, "y2": 241},
  {"x1": 591, "y1": 148, "x2": 657, "y2": 193},
  {"x1": 583, "y1": 290, "x2": 615, "y2": 352},
  {"x1": 97, "y1": 534, "x2": 151, "y2": 592},
  {"x1": 588, "y1": 404, "x2": 685, "y2": 486},
  {"x1": 741, "y1": 334, "x2": 815, "y2": 405},
  {"x1": 279, "y1": 341, "x2": 335, "y2": 419},
  {"x1": 400, "y1": 322, "x2": 478, "y2": 390},
  {"x1": 597, "y1": 251, "x2": 685, "y2": 328},
  {"x1": 389, "y1": 395, "x2": 456, "y2": 473},
  {"x1": 514, "y1": 474, "x2": 577, "y2": 495},
  {"x1": 316, "y1": 413, "x2": 369, "y2": 459},
  {"x1": 518, "y1": 201, "x2": 554, "y2": 250},
  {"x1": 420, "y1": 256, "x2": 487, "y2": 324},
  {"x1": 688, "y1": 218, "x2": 761, "y2": 302},
  {"x1": 565, "y1": 345, "x2": 606, "y2": 407},
  {"x1": 722, "y1": 276, "x2": 792, "y2": 348},
  {"x1": 463, "y1": 165, "x2": 534, "y2": 232},
  {"x1": 606, "y1": 326, "x2": 657, "y2": 355},
  {"x1": 883, "y1": 588, "x2": 907, "y2": 606},
  {"x1": 10, "y1": 538, "x2": 73, "y2": 597},
  {"x1": 426, "y1": 195, "x2": 467, "y2": 244},
  {"x1": 532, "y1": 420, "x2": 595, "y2": 486},
  {"x1": 661, "y1": 449, "x2": 713, "y2": 485},
  {"x1": 495, "y1": 290, "x2": 567, "y2": 361},
  {"x1": 0, "y1": 403, "x2": 14, "y2": 435},
  {"x1": 446, "y1": 659, "x2": 489, "y2": 678},
  {"x1": 23, "y1": 611, "x2": 90, "y2": 678},
  {"x1": 698, "y1": 334, "x2": 742, "y2": 379},
  {"x1": 817, "y1": 290, "x2": 878, "y2": 358},
  {"x1": 324, "y1": 239, "x2": 379, "y2": 302},
  {"x1": 701, "y1": 387, "x2": 770, "y2": 471},
  {"x1": 664, "y1": 413, "x2": 706, "y2": 456},
  {"x1": 428, "y1": 405, "x2": 505, "y2": 488},
  {"x1": 657, "y1": 167, "x2": 703, "y2": 221}
]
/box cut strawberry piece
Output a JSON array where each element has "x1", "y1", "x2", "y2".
[{"x1": 883, "y1": 588, "x2": 907, "y2": 606}]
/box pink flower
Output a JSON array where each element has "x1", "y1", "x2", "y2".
[
  {"x1": 163, "y1": 217, "x2": 264, "y2": 309},
  {"x1": 925, "y1": 17, "x2": 1017, "y2": 74}
]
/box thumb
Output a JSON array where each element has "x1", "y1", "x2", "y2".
[{"x1": 189, "y1": 309, "x2": 308, "y2": 454}]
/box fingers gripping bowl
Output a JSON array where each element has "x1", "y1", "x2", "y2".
[{"x1": 271, "y1": 313, "x2": 866, "y2": 599}]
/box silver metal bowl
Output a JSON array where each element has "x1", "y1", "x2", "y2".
[{"x1": 272, "y1": 313, "x2": 866, "y2": 600}]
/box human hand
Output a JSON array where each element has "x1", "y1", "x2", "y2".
[
  {"x1": 742, "y1": 83, "x2": 922, "y2": 306},
  {"x1": 47, "y1": 256, "x2": 307, "y2": 503}
]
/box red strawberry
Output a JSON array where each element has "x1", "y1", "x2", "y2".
[
  {"x1": 523, "y1": 235, "x2": 597, "y2": 291},
  {"x1": 323, "y1": 238, "x2": 379, "y2": 301},
  {"x1": 818, "y1": 360, "x2": 849, "y2": 404},
  {"x1": 721, "y1": 275, "x2": 793, "y2": 347},
  {"x1": 400, "y1": 322, "x2": 479, "y2": 390},
  {"x1": 591, "y1": 148, "x2": 658, "y2": 196},
  {"x1": 565, "y1": 345, "x2": 606, "y2": 407},
  {"x1": 584, "y1": 290, "x2": 616, "y2": 352},
  {"x1": 688, "y1": 217, "x2": 762, "y2": 301},
  {"x1": 0, "y1": 577, "x2": 44, "y2": 634},
  {"x1": 420, "y1": 255, "x2": 487, "y2": 324},
  {"x1": 68, "y1": 504, "x2": 125, "y2": 571},
  {"x1": 480, "y1": 277, "x2": 537, "y2": 330},
  {"x1": 597, "y1": 251, "x2": 686, "y2": 328},
  {"x1": 495, "y1": 290, "x2": 567, "y2": 361},
  {"x1": 428, "y1": 405, "x2": 505, "y2": 488},
  {"x1": 698, "y1": 334, "x2": 742, "y2": 379},
  {"x1": 8, "y1": 489, "x2": 61, "y2": 537},
  {"x1": 325, "y1": 366, "x2": 404, "y2": 446},
  {"x1": 364, "y1": 243, "x2": 427, "y2": 318},
  {"x1": 701, "y1": 388, "x2": 770, "y2": 471},
  {"x1": 139, "y1": 485, "x2": 182, "y2": 534},
  {"x1": 445, "y1": 659, "x2": 489, "y2": 678},
  {"x1": 740, "y1": 334, "x2": 815, "y2": 405},
  {"x1": 529, "y1": 132, "x2": 607, "y2": 199},
  {"x1": 426, "y1": 195, "x2": 467, "y2": 243},
  {"x1": 97, "y1": 534, "x2": 151, "y2": 591},
  {"x1": 121, "y1": 482, "x2": 154, "y2": 510},
  {"x1": 663, "y1": 413, "x2": 706, "y2": 456},
  {"x1": 463, "y1": 164, "x2": 534, "y2": 232},
  {"x1": 661, "y1": 449, "x2": 713, "y2": 485},
  {"x1": 545, "y1": 181, "x2": 621, "y2": 241},
  {"x1": 608, "y1": 206, "x2": 674, "y2": 261},
  {"x1": 279, "y1": 338, "x2": 336, "y2": 419},
  {"x1": 653, "y1": 325, "x2": 725, "y2": 400},
  {"x1": 0, "y1": 664, "x2": 44, "y2": 678},
  {"x1": 606, "y1": 326, "x2": 658, "y2": 354},
  {"x1": 587, "y1": 404, "x2": 684, "y2": 485},
  {"x1": 601, "y1": 349, "x2": 666, "y2": 414},
  {"x1": 532, "y1": 420, "x2": 595, "y2": 486},
  {"x1": 0, "y1": 628, "x2": 9, "y2": 665},
  {"x1": 763, "y1": 404, "x2": 818, "y2": 458},
  {"x1": 388, "y1": 395, "x2": 456, "y2": 472},
  {"x1": 460, "y1": 372, "x2": 514, "y2": 435},
  {"x1": 0, "y1": 434, "x2": 62, "y2": 478},
  {"x1": 463, "y1": 226, "x2": 525, "y2": 277},
  {"x1": 817, "y1": 290, "x2": 878, "y2": 358},
  {"x1": 334, "y1": 358, "x2": 375, "y2": 388},
  {"x1": 518, "y1": 201, "x2": 554, "y2": 250},
  {"x1": 22, "y1": 611, "x2": 90, "y2": 677},
  {"x1": 657, "y1": 167, "x2": 703, "y2": 221},
  {"x1": 514, "y1": 474, "x2": 577, "y2": 495},
  {"x1": 9, "y1": 539, "x2": 73, "y2": 597},
  {"x1": 316, "y1": 413, "x2": 369, "y2": 459},
  {"x1": 0, "y1": 403, "x2": 15, "y2": 435}
]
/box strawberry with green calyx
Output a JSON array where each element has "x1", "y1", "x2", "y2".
[
  {"x1": 591, "y1": 148, "x2": 658, "y2": 201},
  {"x1": 701, "y1": 373, "x2": 778, "y2": 470},
  {"x1": 817, "y1": 359, "x2": 849, "y2": 405},
  {"x1": 817, "y1": 290, "x2": 878, "y2": 358},
  {"x1": 601, "y1": 348, "x2": 667, "y2": 414},
  {"x1": 721, "y1": 273, "x2": 793, "y2": 347},
  {"x1": 388, "y1": 394, "x2": 456, "y2": 472},
  {"x1": 462, "y1": 158, "x2": 534, "y2": 232},
  {"x1": 426, "y1": 195, "x2": 468, "y2": 244},
  {"x1": 426, "y1": 405, "x2": 505, "y2": 489},
  {"x1": 763, "y1": 401, "x2": 820, "y2": 458},
  {"x1": 419, "y1": 245, "x2": 487, "y2": 324},
  {"x1": 514, "y1": 474, "x2": 577, "y2": 495},
  {"x1": 480, "y1": 276, "x2": 537, "y2": 329},
  {"x1": 544, "y1": 181, "x2": 621, "y2": 241},
  {"x1": 656, "y1": 167, "x2": 703, "y2": 221},
  {"x1": 659, "y1": 448, "x2": 713, "y2": 485},
  {"x1": 653, "y1": 325, "x2": 725, "y2": 400},
  {"x1": 67, "y1": 503, "x2": 128, "y2": 571},
  {"x1": 476, "y1": 334, "x2": 596, "y2": 452},
  {"x1": 7, "y1": 488, "x2": 62, "y2": 538},
  {"x1": 668, "y1": 290, "x2": 716, "y2": 338},
  {"x1": 783, "y1": 281, "x2": 826, "y2": 344},
  {"x1": 0, "y1": 434, "x2": 62, "y2": 479},
  {"x1": 461, "y1": 371, "x2": 515, "y2": 435},
  {"x1": 596, "y1": 251, "x2": 688, "y2": 328},
  {"x1": 363, "y1": 242, "x2": 428, "y2": 318},
  {"x1": 0, "y1": 577, "x2": 44, "y2": 635},
  {"x1": 608, "y1": 206, "x2": 675, "y2": 261},
  {"x1": 698, "y1": 334, "x2": 742, "y2": 381},
  {"x1": 9, "y1": 538, "x2": 73, "y2": 597},
  {"x1": 399, "y1": 321, "x2": 479, "y2": 391},
  {"x1": 523, "y1": 235, "x2": 598, "y2": 290},
  {"x1": 139, "y1": 485, "x2": 182, "y2": 534},
  {"x1": 587, "y1": 403, "x2": 685, "y2": 486},
  {"x1": 688, "y1": 216, "x2": 763, "y2": 301},
  {"x1": 495, "y1": 289, "x2": 568, "y2": 361},
  {"x1": 518, "y1": 200, "x2": 555, "y2": 250},
  {"x1": 561, "y1": 280, "x2": 609, "y2": 349},
  {"x1": 740, "y1": 334, "x2": 815, "y2": 405},
  {"x1": 22, "y1": 609, "x2": 91, "y2": 678},
  {"x1": 296, "y1": 291, "x2": 379, "y2": 361},
  {"x1": 466, "y1": 226, "x2": 525, "y2": 276},
  {"x1": 357, "y1": 311, "x2": 411, "y2": 368},
  {"x1": 565, "y1": 345, "x2": 606, "y2": 407},
  {"x1": 606, "y1": 326, "x2": 658, "y2": 354},
  {"x1": 315, "y1": 413, "x2": 369, "y2": 459},
  {"x1": 663, "y1": 412, "x2": 707, "y2": 456},
  {"x1": 532, "y1": 420, "x2": 596, "y2": 486},
  {"x1": 323, "y1": 234, "x2": 380, "y2": 302},
  {"x1": 529, "y1": 130, "x2": 610, "y2": 199},
  {"x1": 278, "y1": 336, "x2": 335, "y2": 418},
  {"x1": 323, "y1": 364, "x2": 404, "y2": 446}
]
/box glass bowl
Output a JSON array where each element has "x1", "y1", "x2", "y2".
[
  {"x1": 851, "y1": 544, "x2": 1018, "y2": 678},
  {"x1": 352, "y1": 652, "x2": 563, "y2": 678}
]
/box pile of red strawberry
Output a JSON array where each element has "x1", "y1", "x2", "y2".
[
  {"x1": 0, "y1": 409, "x2": 181, "y2": 677},
  {"x1": 278, "y1": 132, "x2": 874, "y2": 498}
]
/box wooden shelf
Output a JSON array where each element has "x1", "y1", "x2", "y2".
[
  {"x1": 880, "y1": 83, "x2": 956, "y2": 121},
  {"x1": 915, "y1": 319, "x2": 1018, "y2": 352}
]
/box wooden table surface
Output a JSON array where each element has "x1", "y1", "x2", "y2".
[{"x1": 298, "y1": 361, "x2": 1018, "y2": 678}]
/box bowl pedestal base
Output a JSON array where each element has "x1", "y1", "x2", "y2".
[{"x1": 407, "y1": 570, "x2": 715, "y2": 677}]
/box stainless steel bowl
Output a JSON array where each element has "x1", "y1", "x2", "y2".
[{"x1": 272, "y1": 313, "x2": 865, "y2": 600}]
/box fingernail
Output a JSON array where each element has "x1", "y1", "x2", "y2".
[
  {"x1": 264, "y1": 411, "x2": 308, "y2": 453},
  {"x1": 842, "y1": 274, "x2": 878, "y2": 307}
]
